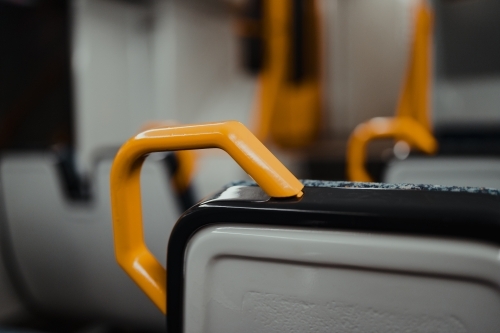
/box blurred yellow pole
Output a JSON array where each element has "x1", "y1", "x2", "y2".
[
  {"x1": 254, "y1": 0, "x2": 322, "y2": 149},
  {"x1": 347, "y1": 0, "x2": 436, "y2": 182}
]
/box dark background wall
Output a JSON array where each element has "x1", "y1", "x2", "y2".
[{"x1": 0, "y1": 0, "x2": 73, "y2": 150}]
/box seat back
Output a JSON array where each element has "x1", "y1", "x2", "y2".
[{"x1": 168, "y1": 182, "x2": 500, "y2": 332}]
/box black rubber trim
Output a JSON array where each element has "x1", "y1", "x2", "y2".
[{"x1": 166, "y1": 185, "x2": 500, "y2": 332}]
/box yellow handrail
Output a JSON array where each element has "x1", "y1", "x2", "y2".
[
  {"x1": 139, "y1": 121, "x2": 196, "y2": 194},
  {"x1": 347, "y1": 117, "x2": 437, "y2": 182},
  {"x1": 347, "y1": 0, "x2": 436, "y2": 182},
  {"x1": 110, "y1": 121, "x2": 303, "y2": 313},
  {"x1": 252, "y1": 0, "x2": 322, "y2": 149}
]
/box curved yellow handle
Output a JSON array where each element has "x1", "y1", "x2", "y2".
[
  {"x1": 139, "y1": 121, "x2": 197, "y2": 194},
  {"x1": 347, "y1": 117, "x2": 437, "y2": 182},
  {"x1": 110, "y1": 121, "x2": 304, "y2": 314}
]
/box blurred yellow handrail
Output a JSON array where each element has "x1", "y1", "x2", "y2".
[
  {"x1": 347, "y1": 117, "x2": 437, "y2": 182},
  {"x1": 347, "y1": 0, "x2": 436, "y2": 182}
]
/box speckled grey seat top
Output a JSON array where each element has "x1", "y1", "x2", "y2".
[{"x1": 228, "y1": 179, "x2": 500, "y2": 196}]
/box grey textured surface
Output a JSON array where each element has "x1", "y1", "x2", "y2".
[
  {"x1": 384, "y1": 157, "x2": 500, "y2": 189},
  {"x1": 226, "y1": 180, "x2": 500, "y2": 196},
  {"x1": 242, "y1": 292, "x2": 467, "y2": 332}
]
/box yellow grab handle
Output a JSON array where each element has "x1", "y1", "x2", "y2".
[
  {"x1": 347, "y1": 117, "x2": 437, "y2": 182},
  {"x1": 139, "y1": 121, "x2": 197, "y2": 194},
  {"x1": 110, "y1": 121, "x2": 304, "y2": 314}
]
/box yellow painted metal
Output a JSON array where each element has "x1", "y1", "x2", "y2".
[
  {"x1": 110, "y1": 121, "x2": 304, "y2": 313},
  {"x1": 347, "y1": 0, "x2": 436, "y2": 182},
  {"x1": 396, "y1": 0, "x2": 434, "y2": 130},
  {"x1": 347, "y1": 117, "x2": 437, "y2": 182},
  {"x1": 253, "y1": 0, "x2": 322, "y2": 149},
  {"x1": 139, "y1": 121, "x2": 196, "y2": 193},
  {"x1": 170, "y1": 150, "x2": 196, "y2": 193}
]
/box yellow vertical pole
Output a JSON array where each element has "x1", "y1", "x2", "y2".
[{"x1": 254, "y1": 0, "x2": 322, "y2": 149}]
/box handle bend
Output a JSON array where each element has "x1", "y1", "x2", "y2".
[{"x1": 110, "y1": 121, "x2": 303, "y2": 313}]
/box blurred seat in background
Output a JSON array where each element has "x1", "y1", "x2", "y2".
[{"x1": 347, "y1": 0, "x2": 500, "y2": 188}]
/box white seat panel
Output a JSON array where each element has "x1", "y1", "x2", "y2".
[{"x1": 184, "y1": 225, "x2": 500, "y2": 333}]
